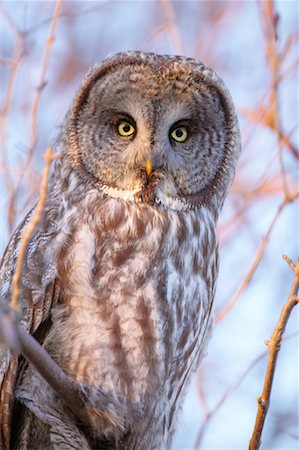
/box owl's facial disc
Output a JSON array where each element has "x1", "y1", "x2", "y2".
[{"x1": 68, "y1": 53, "x2": 240, "y2": 210}]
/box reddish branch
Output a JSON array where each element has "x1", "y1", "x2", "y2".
[{"x1": 248, "y1": 256, "x2": 299, "y2": 450}]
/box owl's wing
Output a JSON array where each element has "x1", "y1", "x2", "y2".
[{"x1": 0, "y1": 208, "x2": 61, "y2": 450}]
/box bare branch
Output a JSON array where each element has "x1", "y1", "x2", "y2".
[
  {"x1": 0, "y1": 311, "x2": 87, "y2": 423},
  {"x1": 248, "y1": 257, "x2": 299, "y2": 450}
]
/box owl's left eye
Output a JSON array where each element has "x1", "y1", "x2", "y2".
[
  {"x1": 170, "y1": 126, "x2": 188, "y2": 142},
  {"x1": 117, "y1": 120, "x2": 136, "y2": 137}
]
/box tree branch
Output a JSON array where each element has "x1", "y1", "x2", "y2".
[
  {"x1": 248, "y1": 256, "x2": 299, "y2": 450},
  {"x1": 0, "y1": 310, "x2": 88, "y2": 423}
]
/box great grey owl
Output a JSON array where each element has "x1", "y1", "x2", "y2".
[{"x1": 0, "y1": 51, "x2": 241, "y2": 449}]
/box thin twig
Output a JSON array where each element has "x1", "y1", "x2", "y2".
[
  {"x1": 248, "y1": 256, "x2": 299, "y2": 450},
  {"x1": 194, "y1": 331, "x2": 298, "y2": 450},
  {"x1": 10, "y1": 147, "x2": 58, "y2": 310},
  {"x1": 258, "y1": 0, "x2": 291, "y2": 196},
  {"x1": 25, "y1": 2, "x2": 109, "y2": 35},
  {"x1": 195, "y1": 350, "x2": 267, "y2": 450},
  {"x1": 28, "y1": 0, "x2": 64, "y2": 157},
  {"x1": 216, "y1": 193, "x2": 299, "y2": 323},
  {"x1": 158, "y1": 0, "x2": 183, "y2": 54},
  {"x1": 0, "y1": 0, "x2": 63, "y2": 237},
  {"x1": 0, "y1": 8, "x2": 24, "y2": 231}
]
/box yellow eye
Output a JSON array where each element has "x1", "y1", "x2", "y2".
[
  {"x1": 170, "y1": 127, "x2": 188, "y2": 142},
  {"x1": 117, "y1": 120, "x2": 135, "y2": 137}
]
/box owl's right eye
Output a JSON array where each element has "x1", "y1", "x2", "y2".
[{"x1": 117, "y1": 120, "x2": 136, "y2": 137}]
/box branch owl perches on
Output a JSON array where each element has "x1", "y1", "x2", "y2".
[{"x1": 0, "y1": 51, "x2": 240, "y2": 450}]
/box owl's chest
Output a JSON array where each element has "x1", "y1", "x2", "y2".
[
  {"x1": 60, "y1": 201, "x2": 170, "y2": 305},
  {"x1": 50, "y1": 199, "x2": 216, "y2": 395}
]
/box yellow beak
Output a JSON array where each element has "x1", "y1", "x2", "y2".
[{"x1": 145, "y1": 160, "x2": 153, "y2": 177}]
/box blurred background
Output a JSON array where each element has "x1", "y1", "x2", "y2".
[{"x1": 0, "y1": 1, "x2": 298, "y2": 449}]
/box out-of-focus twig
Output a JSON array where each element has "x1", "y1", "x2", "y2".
[
  {"x1": 10, "y1": 147, "x2": 59, "y2": 310},
  {"x1": 0, "y1": 7, "x2": 24, "y2": 232},
  {"x1": 216, "y1": 192, "x2": 299, "y2": 323},
  {"x1": 1, "y1": 0, "x2": 63, "y2": 238},
  {"x1": 158, "y1": 0, "x2": 183, "y2": 54},
  {"x1": 258, "y1": 0, "x2": 296, "y2": 194},
  {"x1": 239, "y1": 107, "x2": 299, "y2": 161},
  {"x1": 248, "y1": 256, "x2": 299, "y2": 450},
  {"x1": 25, "y1": 2, "x2": 109, "y2": 35},
  {"x1": 194, "y1": 330, "x2": 298, "y2": 449},
  {"x1": 28, "y1": 0, "x2": 64, "y2": 158},
  {"x1": 195, "y1": 350, "x2": 268, "y2": 450}
]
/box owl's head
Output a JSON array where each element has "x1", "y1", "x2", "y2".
[{"x1": 63, "y1": 51, "x2": 240, "y2": 212}]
